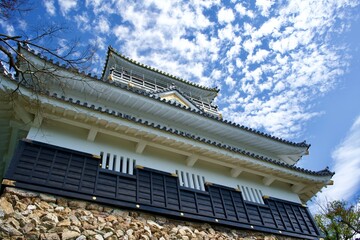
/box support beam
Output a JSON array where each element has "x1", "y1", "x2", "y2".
[
  {"x1": 14, "y1": 103, "x2": 32, "y2": 124},
  {"x1": 186, "y1": 155, "x2": 198, "y2": 167},
  {"x1": 291, "y1": 184, "x2": 305, "y2": 193},
  {"x1": 87, "y1": 127, "x2": 98, "y2": 141},
  {"x1": 32, "y1": 113, "x2": 43, "y2": 128},
  {"x1": 135, "y1": 141, "x2": 147, "y2": 154},
  {"x1": 263, "y1": 176, "x2": 275, "y2": 186},
  {"x1": 230, "y1": 168, "x2": 243, "y2": 178}
]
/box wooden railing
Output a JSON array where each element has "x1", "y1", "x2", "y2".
[
  {"x1": 3, "y1": 140, "x2": 319, "y2": 239},
  {"x1": 109, "y1": 69, "x2": 219, "y2": 117}
]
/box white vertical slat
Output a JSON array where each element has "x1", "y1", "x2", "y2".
[
  {"x1": 129, "y1": 159, "x2": 134, "y2": 175},
  {"x1": 254, "y1": 189, "x2": 262, "y2": 204},
  {"x1": 201, "y1": 176, "x2": 206, "y2": 191},
  {"x1": 246, "y1": 187, "x2": 253, "y2": 202},
  {"x1": 251, "y1": 188, "x2": 258, "y2": 203},
  {"x1": 197, "y1": 175, "x2": 202, "y2": 190},
  {"x1": 259, "y1": 190, "x2": 264, "y2": 204},
  {"x1": 241, "y1": 186, "x2": 248, "y2": 201},
  {"x1": 182, "y1": 172, "x2": 188, "y2": 187},
  {"x1": 192, "y1": 174, "x2": 199, "y2": 190},
  {"x1": 122, "y1": 158, "x2": 127, "y2": 174},
  {"x1": 101, "y1": 152, "x2": 107, "y2": 169},
  {"x1": 108, "y1": 153, "x2": 114, "y2": 170},
  {"x1": 114, "y1": 155, "x2": 120, "y2": 172},
  {"x1": 187, "y1": 172, "x2": 194, "y2": 189},
  {"x1": 177, "y1": 170, "x2": 183, "y2": 187}
]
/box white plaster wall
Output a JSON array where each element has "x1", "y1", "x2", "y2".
[{"x1": 27, "y1": 122, "x2": 301, "y2": 204}]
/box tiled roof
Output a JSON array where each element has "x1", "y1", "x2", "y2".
[
  {"x1": 18, "y1": 45, "x2": 310, "y2": 148},
  {"x1": 101, "y1": 46, "x2": 220, "y2": 93},
  {"x1": 1, "y1": 67, "x2": 332, "y2": 178},
  {"x1": 46, "y1": 92, "x2": 333, "y2": 177}
]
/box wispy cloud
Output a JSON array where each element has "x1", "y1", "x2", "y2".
[
  {"x1": 94, "y1": 16, "x2": 110, "y2": 34},
  {"x1": 43, "y1": 0, "x2": 56, "y2": 16},
  {"x1": 58, "y1": 0, "x2": 77, "y2": 15},
  {"x1": 311, "y1": 115, "x2": 360, "y2": 210},
  {"x1": 36, "y1": 0, "x2": 359, "y2": 140}
]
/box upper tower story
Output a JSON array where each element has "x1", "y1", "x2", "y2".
[{"x1": 102, "y1": 47, "x2": 220, "y2": 118}]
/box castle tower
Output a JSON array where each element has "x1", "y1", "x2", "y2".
[{"x1": 0, "y1": 46, "x2": 334, "y2": 239}]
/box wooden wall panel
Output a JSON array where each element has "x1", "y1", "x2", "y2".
[{"x1": 3, "y1": 140, "x2": 320, "y2": 239}]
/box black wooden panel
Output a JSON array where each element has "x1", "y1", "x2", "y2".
[
  {"x1": 180, "y1": 189, "x2": 197, "y2": 213},
  {"x1": 165, "y1": 177, "x2": 180, "y2": 209},
  {"x1": 208, "y1": 186, "x2": 226, "y2": 218},
  {"x1": 267, "y1": 200, "x2": 285, "y2": 229},
  {"x1": 259, "y1": 206, "x2": 276, "y2": 228},
  {"x1": 231, "y1": 191, "x2": 249, "y2": 223},
  {"x1": 220, "y1": 189, "x2": 238, "y2": 221},
  {"x1": 137, "y1": 170, "x2": 151, "y2": 204},
  {"x1": 299, "y1": 207, "x2": 318, "y2": 234},
  {"x1": 246, "y1": 204, "x2": 262, "y2": 225},
  {"x1": 265, "y1": 198, "x2": 319, "y2": 236},
  {"x1": 196, "y1": 193, "x2": 213, "y2": 216},
  {"x1": 4, "y1": 140, "x2": 321, "y2": 239}
]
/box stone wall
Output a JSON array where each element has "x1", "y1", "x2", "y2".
[{"x1": 0, "y1": 187, "x2": 299, "y2": 240}]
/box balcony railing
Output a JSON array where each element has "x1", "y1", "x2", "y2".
[{"x1": 108, "y1": 68, "x2": 220, "y2": 117}]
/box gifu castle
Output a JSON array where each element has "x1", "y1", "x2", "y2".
[{"x1": 0, "y1": 45, "x2": 334, "y2": 239}]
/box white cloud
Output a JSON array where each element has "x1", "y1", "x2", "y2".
[
  {"x1": 89, "y1": 36, "x2": 106, "y2": 50},
  {"x1": 313, "y1": 115, "x2": 360, "y2": 208},
  {"x1": 58, "y1": 0, "x2": 77, "y2": 15},
  {"x1": 56, "y1": 39, "x2": 69, "y2": 55},
  {"x1": 235, "y1": 3, "x2": 255, "y2": 18},
  {"x1": 218, "y1": 7, "x2": 235, "y2": 24},
  {"x1": 85, "y1": 0, "x2": 115, "y2": 15},
  {"x1": 18, "y1": 20, "x2": 27, "y2": 31},
  {"x1": 95, "y1": 16, "x2": 110, "y2": 34},
  {"x1": 243, "y1": 38, "x2": 260, "y2": 55},
  {"x1": 255, "y1": 0, "x2": 275, "y2": 17},
  {"x1": 218, "y1": 23, "x2": 235, "y2": 41},
  {"x1": 0, "y1": 20, "x2": 14, "y2": 35},
  {"x1": 216, "y1": 0, "x2": 358, "y2": 138},
  {"x1": 225, "y1": 76, "x2": 236, "y2": 88},
  {"x1": 74, "y1": 13, "x2": 91, "y2": 31},
  {"x1": 247, "y1": 49, "x2": 270, "y2": 63},
  {"x1": 113, "y1": 25, "x2": 130, "y2": 40},
  {"x1": 44, "y1": 0, "x2": 56, "y2": 16},
  {"x1": 66, "y1": 0, "x2": 358, "y2": 140}
]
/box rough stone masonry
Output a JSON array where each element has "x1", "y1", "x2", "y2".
[{"x1": 0, "y1": 187, "x2": 299, "y2": 240}]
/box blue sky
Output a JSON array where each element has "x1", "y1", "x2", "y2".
[{"x1": 1, "y1": 0, "x2": 359, "y2": 206}]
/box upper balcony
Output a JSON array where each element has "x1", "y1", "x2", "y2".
[{"x1": 108, "y1": 68, "x2": 221, "y2": 118}]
